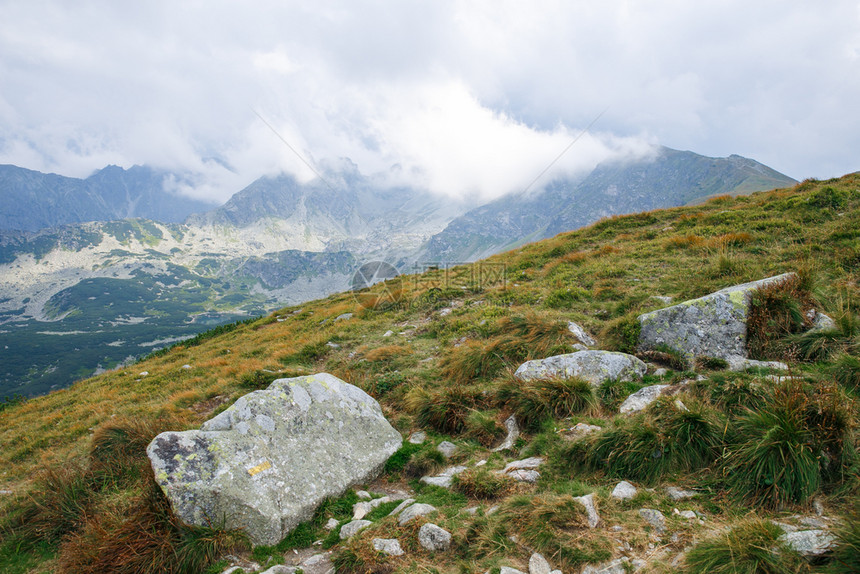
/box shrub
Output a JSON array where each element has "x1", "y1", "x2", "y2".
[
  {"x1": 464, "y1": 410, "x2": 505, "y2": 446},
  {"x1": 497, "y1": 376, "x2": 597, "y2": 431},
  {"x1": 639, "y1": 344, "x2": 689, "y2": 371},
  {"x1": 406, "y1": 385, "x2": 485, "y2": 435},
  {"x1": 404, "y1": 448, "x2": 446, "y2": 478},
  {"x1": 828, "y1": 504, "x2": 860, "y2": 574},
  {"x1": 237, "y1": 369, "x2": 280, "y2": 390},
  {"x1": 747, "y1": 273, "x2": 816, "y2": 360},
  {"x1": 684, "y1": 519, "x2": 806, "y2": 574},
  {"x1": 452, "y1": 468, "x2": 516, "y2": 499},
  {"x1": 441, "y1": 314, "x2": 571, "y2": 384},
  {"x1": 695, "y1": 356, "x2": 729, "y2": 370},
  {"x1": 600, "y1": 313, "x2": 641, "y2": 354},
  {"x1": 723, "y1": 382, "x2": 834, "y2": 507},
  {"x1": 56, "y1": 480, "x2": 247, "y2": 574},
  {"x1": 833, "y1": 353, "x2": 860, "y2": 392}
]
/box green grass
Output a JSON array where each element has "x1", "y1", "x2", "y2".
[
  {"x1": 685, "y1": 519, "x2": 807, "y2": 574},
  {"x1": 2, "y1": 173, "x2": 860, "y2": 572}
]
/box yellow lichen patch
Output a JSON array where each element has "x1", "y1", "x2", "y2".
[{"x1": 247, "y1": 460, "x2": 272, "y2": 476}]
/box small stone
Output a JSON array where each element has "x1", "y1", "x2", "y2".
[
  {"x1": 339, "y1": 520, "x2": 372, "y2": 540},
  {"x1": 352, "y1": 501, "x2": 372, "y2": 520},
  {"x1": 475, "y1": 459, "x2": 487, "y2": 466},
  {"x1": 679, "y1": 510, "x2": 697, "y2": 520},
  {"x1": 673, "y1": 399, "x2": 689, "y2": 412},
  {"x1": 652, "y1": 295, "x2": 673, "y2": 304},
  {"x1": 779, "y1": 529, "x2": 836, "y2": 557},
  {"x1": 581, "y1": 558, "x2": 630, "y2": 574},
  {"x1": 563, "y1": 422, "x2": 602, "y2": 440},
  {"x1": 503, "y1": 457, "x2": 545, "y2": 472},
  {"x1": 383, "y1": 330, "x2": 394, "y2": 337},
  {"x1": 574, "y1": 493, "x2": 601, "y2": 528},
  {"x1": 639, "y1": 508, "x2": 666, "y2": 534},
  {"x1": 300, "y1": 553, "x2": 334, "y2": 573},
  {"x1": 528, "y1": 552, "x2": 552, "y2": 574},
  {"x1": 619, "y1": 385, "x2": 669, "y2": 414},
  {"x1": 813, "y1": 498, "x2": 826, "y2": 516},
  {"x1": 439, "y1": 308, "x2": 452, "y2": 316},
  {"x1": 260, "y1": 566, "x2": 298, "y2": 574},
  {"x1": 808, "y1": 311, "x2": 837, "y2": 333},
  {"x1": 326, "y1": 341, "x2": 340, "y2": 349},
  {"x1": 726, "y1": 356, "x2": 788, "y2": 371},
  {"x1": 499, "y1": 568, "x2": 527, "y2": 574},
  {"x1": 507, "y1": 469, "x2": 541, "y2": 483},
  {"x1": 408, "y1": 431, "x2": 426, "y2": 444},
  {"x1": 372, "y1": 538, "x2": 404, "y2": 556},
  {"x1": 334, "y1": 313, "x2": 353, "y2": 322},
  {"x1": 665, "y1": 486, "x2": 697, "y2": 500},
  {"x1": 437, "y1": 441, "x2": 458, "y2": 458},
  {"x1": 611, "y1": 481, "x2": 637, "y2": 500},
  {"x1": 492, "y1": 415, "x2": 520, "y2": 451},
  {"x1": 387, "y1": 498, "x2": 415, "y2": 516},
  {"x1": 398, "y1": 503, "x2": 436, "y2": 526},
  {"x1": 798, "y1": 516, "x2": 828, "y2": 529},
  {"x1": 653, "y1": 367, "x2": 669, "y2": 377},
  {"x1": 324, "y1": 518, "x2": 340, "y2": 530},
  {"x1": 356, "y1": 490, "x2": 372, "y2": 500},
  {"x1": 181, "y1": 364, "x2": 192, "y2": 369},
  {"x1": 567, "y1": 321, "x2": 597, "y2": 346},
  {"x1": 421, "y1": 465, "x2": 468, "y2": 488},
  {"x1": 418, "y1": 523, "x2": 452, "y2": 552},
  {"x1": 139, "y1": 371, "x2": 148, "y2": 376}
]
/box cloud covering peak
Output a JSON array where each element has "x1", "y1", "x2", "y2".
[{"x1": 0, "y1": 1, "x2": 857, "y2": 203}]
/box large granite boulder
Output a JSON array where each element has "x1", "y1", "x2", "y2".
[
  {"x1": 515, "y1": 350, "x2": 646, "y2": 386},
  {"x1": 637, "y1": 273, "x2": 795, "y2": 361},
  {"x1": 147, "y1": 373, "x2": 402, "y2": 545}
]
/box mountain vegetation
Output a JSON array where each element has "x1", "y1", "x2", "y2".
[
  {"x1": 0, "y1": 150, "x2": 796, "y2": 397},
  {"x1": 1, "y1": 173, "x2": 857, "y2": 573}
]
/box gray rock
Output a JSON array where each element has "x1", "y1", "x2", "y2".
[
  {"x1": 515, "y1": 350, "x2": 647, "y2": 387},
  {"x1": 638, "y1": 273, "x2": 796, "y2": 361},
  {"x1": 300, "y1": 553, "x2": 335, "y2": 574},
  {"x1": 437, "y1": 440, "x2": 458, "y2": 458},
  {"x1": 563, "y1": 422, "x2": 602, "y2": 440},
  {"x1": 639, "y1": 508, "x2": 666, "y2": 534},
  {"x1": 726, "y1": 356, "x2": 789, "y2": 372},
  {"x1": 808, "y1": 310, "x2": 837, "y2": 333},
  {"x1": 421, "y1": 465, "x2": 468, "y2": 488},
  {"x1": 353, "y1": 501, "x2": 372, "y2": 520},
  {"x1": 418, "y1": 523, "x2": 452, "y2": 551},
  {"x1": 678, "y1": 510, "x2": 698, "y2": 519},
  {"x1": 799, "y1": 516, "x2": 828, "y2": 529},
  {"x1": 334, "y1": 313, "x2": 353, "y2": 322},
  {"x1": 574, "y1": 493, "x2": 601, "y2": 528},
  {"x1": 492, "y1": 415, "x2": 520, "y2": 451},
  {"x1": 356, "y1": 490, "x2": 372, "y2": 499},
  {"x1": 383, "y1": 330, "x2": 394, "y2": 337},
  {"x1": 619, "y1": 385, "x2": 669, "y2": 414},
  {"x1": 499, "y1": 568, "x2": 527, "y2": 574},
  {"x1": 388, "y1": 498, "x2": 415, "y2": 516},
  {"x1": 398, "y1": 503, "x2": 437, "y2": 525},
  {"x1": 529, "y1": 552, "x2": 552, "y2": 574},
  {"x1": 507, "y1": 469, "x2": 541, "y2": 483},
  {"x1": 146, "y1": 373, "x2": 402, "y2": 545},
  {"x1": 665, "y1": 486, "x2": 697, "y2": 500},
  {"x1": 779, "y1": 529, "x2": 836, "y2": 557},
  {"x1": 324, "y1": 518, "x2": 340, "y2": 530},
  {"x1": 408, "y1": 431, "x2": 426, "y2": 444},
  {"x1": 567, "y1": 321, "x2": 597, "y2": 346},
  {"x1": 372, "y1": 538, "x2": 404, "y2": 556},
  {"x1": 503, "y1": 457, "x2": 545, "y2": 472},
  {"x1": 653, "y1": 367, "x2": 669, "y2": 377},
  {"x1": 652, "y1": 295, "x2": 673, "y2": 304},
  {"x1": 340, "y1": 519, "x2": 372, "y2": 540},
  {"x1": 261, "y1": 566, "x2": 298, "y2": 574},
  {"x1": 581, "y1": 558, "x2": 631, "y2": 574},
  {"x1": 611, "y1": 481, "x2": 637, "y2": 500}
]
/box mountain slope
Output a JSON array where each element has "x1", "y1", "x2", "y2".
[
  {"x1": 0, "y1": 172, "x2": 857, "y2": 574},
  {"x1": 0, "y1": 164, "x2": 216, "y2": 232},
  {"x1": 422, "y1": 147, "x2": 797, "y2": 262}
]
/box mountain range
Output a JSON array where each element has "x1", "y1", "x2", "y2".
[{"x1": 0, "y1": 147, "x2": 797, "y2": 396}]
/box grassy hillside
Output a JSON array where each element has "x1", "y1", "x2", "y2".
[{"x1": 1, "y1": 173, "x2": 859, "y2": 573}]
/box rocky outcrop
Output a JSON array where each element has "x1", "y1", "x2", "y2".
[
  {"x1": 637, "y1": 273, "x2": 795, "y2": 362},
  {"x1": 515, "y1": 350, "x2": 646, "y2": 386},
  {"x1": 146, "y1": 373, "x2": 402, "y2": 545}
]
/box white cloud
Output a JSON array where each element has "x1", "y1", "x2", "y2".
[{"x1": 0, "y1": 0, "x2": 857, "y2": 202}]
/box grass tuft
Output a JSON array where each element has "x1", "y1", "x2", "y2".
[{"x1": 684, "y1": 519, "x2": 807, "y2": 574}]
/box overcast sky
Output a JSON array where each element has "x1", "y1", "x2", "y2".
[{"x1": 1, "y1": 1, "x2": 858, "y2": 203}]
